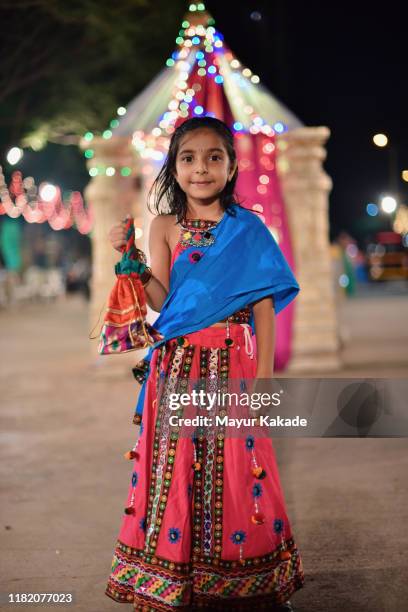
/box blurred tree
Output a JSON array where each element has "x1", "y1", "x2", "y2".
[{"x1": 0, "y1": 0, "x2": 186, "y2": 155}]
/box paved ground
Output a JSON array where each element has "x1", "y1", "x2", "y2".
[{"x1": 0, "y1": 295, "x2": 407, "y2": 612}]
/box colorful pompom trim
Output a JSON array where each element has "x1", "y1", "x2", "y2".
[
  {"x1": 252, "y1": 466, "x2": 267, "y2": 479},
  {"x1": 280, "y1": 550, "x2": 292, "y2": 561},
  {"x1": 251, "y1": 512, "x2": 266, "y2": 525},
  {"x1": 124, "y1": 450, "x2": 139, "y2": 460}
]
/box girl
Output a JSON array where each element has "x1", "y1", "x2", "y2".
[{"x1": 105, "y1": 117, "x2": 305, "y2": 611}]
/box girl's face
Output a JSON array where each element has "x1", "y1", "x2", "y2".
[{"x1": 173, "y1": 128, "x2": 237, "y2": 204}]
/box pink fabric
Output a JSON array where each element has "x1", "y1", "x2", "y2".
[
  {"x1": 170, "y1": 240, "x2": 184, "y2": 272},
  {"x1": 105, "y1": 229, "x2": 304, "y2": 608},
  {"x1": 118, "y1": 325, "x2": 291, "y2": 560},
  {"x1": 234, "y1": 133, "x2": 297, "y2": 370}
]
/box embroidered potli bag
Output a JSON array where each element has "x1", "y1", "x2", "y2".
[{"x1": 97, "y1": 217, "x2": 164, "y2": 355}]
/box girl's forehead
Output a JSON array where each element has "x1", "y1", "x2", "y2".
[{"x1": 178, "y1": 128, "x2": 227, "y2": 151}]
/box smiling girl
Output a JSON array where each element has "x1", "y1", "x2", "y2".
[{"x1": 105, "y1": 117, "x2": 305, "y2": 611}]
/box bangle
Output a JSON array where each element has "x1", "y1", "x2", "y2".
[{"x1": 140, "y1": 266, "x2": 152, "y2": 287}]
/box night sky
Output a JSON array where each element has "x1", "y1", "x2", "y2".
[{"x1": 206, "y1": 1, "x2": 408, "y2": 242}]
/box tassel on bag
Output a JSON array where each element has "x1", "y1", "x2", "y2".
[{"x1": 94, "y1": 216, "x2": 164, "y2": 354}]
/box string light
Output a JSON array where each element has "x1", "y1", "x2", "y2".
[
  {"x1": 89, "y1": 8, "x2": 284, "y2": 174},
  {"x1": 6, "y1": 147, "x2": 23, "y2": 165},
  {"x1": 0, "y1": 168, "x2": 93, "y2": 233}
]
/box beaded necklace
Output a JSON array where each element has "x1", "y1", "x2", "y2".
[{"x1": 178, "y1": 217, "x2": 221, "y2": 248}]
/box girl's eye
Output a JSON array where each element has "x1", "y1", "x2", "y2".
[
  {"x1": 210, "y1": 154, "x2": 222, "y2": 161},
  {"x1": 181, "y1": 156, "x2": 193, "y2": 162}
]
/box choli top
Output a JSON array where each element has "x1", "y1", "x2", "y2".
[{"x1": 170, "y1": 217, "x2": 251, "y2": 325}]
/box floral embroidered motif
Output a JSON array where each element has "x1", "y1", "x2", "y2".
[
  {"x1": 131, "y1": 472, "x2": 138, "y2": 487},
  {"x1": 230, "y1": 530, "x2": 246, "y2": 544},
  {"x1": 179, "y1": 218, "x2": 218, "y2": 249},
  {"x1": 189, "y1": 250, "x2": 203, "y2": 263},
  {"x1": 245, "y1": 435, "x2": 255, "y2": 450},
  {"x1": 252, "y1": 482, "x2": 263, "y2": 498},
  {"x1": 273, "y1": 518, "x2": 284, "y2": 534},
  {"x1": 168, "y1": 527, "x2": 181, "y2": 543}
]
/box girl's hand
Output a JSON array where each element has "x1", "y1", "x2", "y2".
[{"x1": 108, "y1": 217, "x2": 129, "y2": 252}]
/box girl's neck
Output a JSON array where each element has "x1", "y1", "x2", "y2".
[{"x1": 185, "y1": 200, "x2": 223, "y2": 221}]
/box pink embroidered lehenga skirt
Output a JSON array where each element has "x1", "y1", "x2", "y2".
[{"x1": 105, "y1": 323, "x2": 305, "y2": 610}]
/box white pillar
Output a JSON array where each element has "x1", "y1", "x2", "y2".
[
  {"x1": 80, "y1": 136, "x2": 145, "y2": 368},
  {"x1": 277, "y1": 126, "x2": 342, "y2": 372}
]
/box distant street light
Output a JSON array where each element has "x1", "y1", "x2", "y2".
[
  {"x1": 373, "y1": 133, "x2": 388, "y2": 147},
  {"x1": 372, "y1": 133, "x2": 398, "y2": 194},
  {"x1": 380, "y1": 195, "x2": 397, "y2": 214}
]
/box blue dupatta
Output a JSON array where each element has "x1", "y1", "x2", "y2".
[{"x1": 134, "y1": 203, "x2": 300, "y2": 418}]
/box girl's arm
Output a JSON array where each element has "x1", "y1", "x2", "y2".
[
  {"x1": 252, "y1": 296, "x2": 275, "y2": 378},
  {"x1": 142, "y1": 215, "x2": 170, "y2": 312}
]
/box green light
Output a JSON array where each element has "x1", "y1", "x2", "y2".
[
  {"x1": 182, "y1": 20, "x2": 190, "y2": 28},
  {"x1": 166, "y1": 58, "x2": 175, "y2": 67},
  {"x1": 102, "y1": 130, "x2": 112, "y2": 139},
  {"x1": 189, "y1": 4, "x2": 197, "y2": 11},
  {"x1": 110, "y1": 119, "x2": 119, "y2": 128},
  {"x1": 84, "y1": 132, "x2": 94, "y2": 141},
  {"x1": 197, "y1": 2, "x2": 205, "y2": 9},
  {"x1": 120, "y1": 167, "x2": 132, "y2": 177},
  {"x1": 89, "y1": 167, "x2": 98, "y2": 177},
  {"x1": 198, "y1": 59, "x2": 206, "y2": 67},
  {"x1": 208, "y1": 18, "x2": 215, "y2": 25},
  {"x1": 84, "y1": 149, "x2": 94, "y2": 159},
  {"x1": 175, "y1": 36, "x2": 184, "y2": 45},
  {"x1": 197, "y1": 68, "x2": 206, "y2": 76},
  {"x1": 179, "y1": 29, "x2": 185, "y2": 36}
]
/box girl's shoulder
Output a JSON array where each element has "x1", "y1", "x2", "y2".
[
  {"x1": 150, "y1": 213, "x2": 178, "y2": 231},
  {"x1": 149, "y1": 214, "x2": 180, "y2": 252}
]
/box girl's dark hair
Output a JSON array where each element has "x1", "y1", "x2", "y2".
[{"x1": 147, "y1": 117, "x2": 239, "y2": 222}]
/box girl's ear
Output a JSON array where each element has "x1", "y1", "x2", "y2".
[{"x1": 228, "y1": 160, "x2": 238, "y2": 182}]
